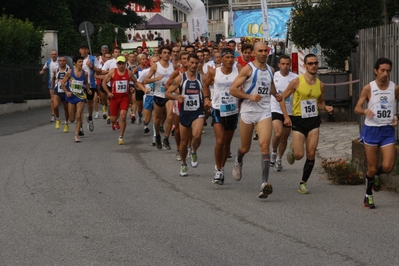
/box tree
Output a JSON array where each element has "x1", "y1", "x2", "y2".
[
  {"x1": 289, "y1": 0, "x2": 384, "y2": 70},
  {"x1": 0, "y1": 0, "x2": 156, "y2": 55},
  {"x1": 0, "y1": 14, "x2": 43, "y2": 64}
]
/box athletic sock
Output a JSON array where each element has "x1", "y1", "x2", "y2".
[
  {"x1": 301, "y1": 159, "x2": 315, "y2": 183},
  {"x1": 237, "y1": 150, "x2": 245, "y2": 163},
  {"x1": 366, "y1": 175, "x2": 374, "y2": 195},
  {"x1": 261, "y1": 154, "x2": 270, "y2": 184}
]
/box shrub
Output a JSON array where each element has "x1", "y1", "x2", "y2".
[
  {"x1": 0, "y1": 14, "x2": 43, "y2": 64},
  {"x1": 321, "y1": 158, "x2": 364, "y2": 185}
]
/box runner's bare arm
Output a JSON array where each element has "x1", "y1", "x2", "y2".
[
  {"x1": 165, "y1": 75, "x2": 183, "y2": 101},
  {"x1": 354, "y1": 84, "x2": 372, "y2": 117}
]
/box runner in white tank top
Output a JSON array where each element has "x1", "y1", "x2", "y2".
[
  {"x1": 204, "y1": 48, "x2": 240, "y2": 185},
  {"x1": 229, "y1": 42, "x2": 282, "y2": 198},
  {"x1": 354, "y1": 57, "x2": 399, "y2": 209},
  {"x1": 270, "y1": 55, "x2": 298, "y2": 172},
  {"x1": 144, "y1": 46, "x2": 175, "y2": 150}
]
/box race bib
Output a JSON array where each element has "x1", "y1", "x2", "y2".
[
  {"x1": 70, "y1": 80, "x2": 84, "y2": 94},
  {"x1": 115, "y1": 80, "x2": 128, "y2": 93},
  {"x1": 373, "y1": 103, "x2": 393, "y2": 124},
  {"x1": 184, "y1": 94, "x2": 200, "y2": 111},
  {"x1": 160, "y1": 83, "x2": 166, "y2": 93},
  {"x1": 301, "y1": 99, "x2": 317, "y2": 118},
  {"x1": 57, "y1": 81, "x2": 64, "y2": 93},
  {"x1": 220, "y1": 92, "x2": 237, "y2": 117},
  {"x1": 257, "y1": 86, "x2": 269, "y2": 95},
  {"x1": 148, "y1": 83, "x2": 155, "y2": 95}
]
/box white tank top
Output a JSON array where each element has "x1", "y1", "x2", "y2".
[
  {"x1": 212, "y1": 66, "x2": 239, "y2": 113},
  {"x1": 365, "y1": 80, "x2": 396, "y2": 127},
  {"x1": 241, "y1": 62, "x2": 273, "y2": 113},
  {"x1": 271, "y1": 71, "x2": 298, "y2": 115},
  {"x1": 154, "y1": 61, "x2": 174, "y2": 98},
  {"x1": 137, "y1": 68, "x2": 155, "y2": 96}
]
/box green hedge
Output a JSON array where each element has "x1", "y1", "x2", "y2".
[{"x1": 0, "y1": 14, "x2": 43, "y2": 65}]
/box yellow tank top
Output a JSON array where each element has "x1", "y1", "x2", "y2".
[{"x1": 292, "y1": 75, "x2": 322, "y2": 117}]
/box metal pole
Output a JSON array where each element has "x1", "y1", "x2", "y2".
[{"x1": 84, "y1": 22, "x2": 92, "y2": 55}]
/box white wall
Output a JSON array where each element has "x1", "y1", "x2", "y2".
[{"x1": 41, "y1": 30, "x2": 58, "y2": 64}]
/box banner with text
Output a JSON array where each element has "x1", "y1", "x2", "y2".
[{"x1": 233, "y1": 7, "x2": 292, "y2": 39}]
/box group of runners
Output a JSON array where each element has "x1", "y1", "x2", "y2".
[{"x1": 41, "y1": 41, "x2": 399, "y2": 208}]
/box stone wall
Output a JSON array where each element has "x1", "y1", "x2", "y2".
[{"x1": 352, "y1": 139, "x2": 399, "y2": 190}]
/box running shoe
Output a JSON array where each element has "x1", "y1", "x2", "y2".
[
  {"x1": 151, "y1": 136, "x2": 156, "y2": 146},
  {"x1": 286, "y1": 142, "x2": 295, "y2": 165},
  {"x1": 270, "y1": 152, "x2": 277, "y2": 167},
  {"x1": 373, "y1": 175, "x2": 381, "y2": 192},
  {"x1": 160, "y1": 125, "x2": 165, "y2": 133},
  {"x1": 95, "y1": 112, "x2": 99, "y2": 119},
  {"x1": 79, "y1": 127, "x2": 84, "y2": 136},
  {"x1": 212, "y1": 170, "x2": 224, "y2": 185},
  {"x1": 55, "y1": 119, "x2": 61, "y2": 129},
  {"x1": 190, "y1": 153, "x2": 198, "y2": 167},
  {"x1": 130, "y1": 113, "x2": 136, "y2": 123},
  {"x1": 118, "y1": 136, "x2": 124, "y2": 145},
  {"x1": 253, "y1": 131, "x2": 258, "y2": 140},
  {"x1": 180, "y1": 164, "x2": 188, "y2": 176},
  {"x1": 232, "y1": 157, "x2": 243, "y2": 181},
  {"x1": 259, "y1": 183, "x2": 273, "y2": 198},
  {"x1": 137, "y1": 116, "x2": 142, "y2": 125},
  {"x1": 298, "y1": 182, "x2": 309, "y2": 194},
  {"x1": 363, "y1": 195, "x2": 375, "y2": 209},
  {"x1": 106, "y1": 117, "x2": 110, "y2": 124},
  {"x1": 163, "y1": 138, "x2": 171, "y2": 150},
  {"x1": 63, "y1": 124, "x2": 69, "y2": 133},
  {"x1": 274, "y1": 159, "x2": 282, "y2": 172},
  {"x1": 228, "y1": 151, "x2": 232, "y2": 158},
  {"x1": 176, "y1": 151, "x2": 181, "y2": 161},
  {"x1": 102, "y1": 106, "x2": 107, "y2": 119},
  {"x1": 74, "y1": 135, "x2": 80, "y2": 142},
  {"x1": 86, "y1": 117, "x2": 94, "y2": 131},
  {"x1": 111, "y1": 124, "x2": 116, "y2": 131},
  {"x1": 144, "y1": 127, "x2": 150, "y2": 134},
  {"x1": 155, "y1": 135, "x2": 162, "y2": 150},
  {"x1": 115, "y1": 121, "x2": 120, "y2": 129},
  {"x1": 50, "y1": 115, "x2": 55, "y2": 122},
  {"x1": 171, "y1": 125, "x2": 175, "y2": 136},
  {"x1": 187, "y1": 147, "x2": 192, "y2": 158}
]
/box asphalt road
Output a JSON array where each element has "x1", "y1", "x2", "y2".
[{"x1": 1, "y1": 106, "x2": 399, "y2": 266}]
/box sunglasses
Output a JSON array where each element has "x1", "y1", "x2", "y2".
[{"x1": 306, "y1": 62, "x2": 319, "y2": 66}]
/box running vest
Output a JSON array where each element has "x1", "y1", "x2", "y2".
[
  {"x1": 236, "y1": 56, "x2": 251, "y2": 67},
  {"x1": 271, "y1": 71, "x2": 298, "y2": 115},
  {"x1": 365, "y1": 80, "x2": 396, "y2": 126},
  {"x1": 180, "y1": 72, "x2": 203, "y2": 112},
  {"x1": 82, "y1": 55, "x2": 97, "y2": 88},
  {"x1": 111, "y1": 68, "x2": 130, "y2": 96},
  {"x1": 54, "y1": 66, "x2": 70, "y2": 93},
  {"x1": 212, "y1": 66, "x2": 239, "y2": 117},
  {"x1": 291, "y1": 75, "x2": 321, "y2": 117},
  {"x1": 45, "y1": 59, "x2": 59, "y2": 87},
  {"x1": 154, "y1": 61, "x2": 174, "y2": 98},
  {"x1": 138, "y1": 68, "x2": 155, "y2": 96},
  {"x1": 69, "y1": 68, "x2": 87, "y2": 100},
  {"x1": 241, "y1": 62, "x2": 273, "y2": 113}
]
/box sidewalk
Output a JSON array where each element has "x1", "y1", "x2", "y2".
[
  {"x1": 317, "y1": 121, "x2": 359, "y2": 160},
  {"x1": 0, "y1": 100, "x2": 50, "y2": 115}
]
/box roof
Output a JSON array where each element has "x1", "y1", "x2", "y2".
[{"x1": 136, "y1": 13, "x2": 182, "y2": 30}]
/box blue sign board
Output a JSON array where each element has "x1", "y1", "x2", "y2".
[{"x1": 233, "y1": 7, "x2": 292, "y2": 39}]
